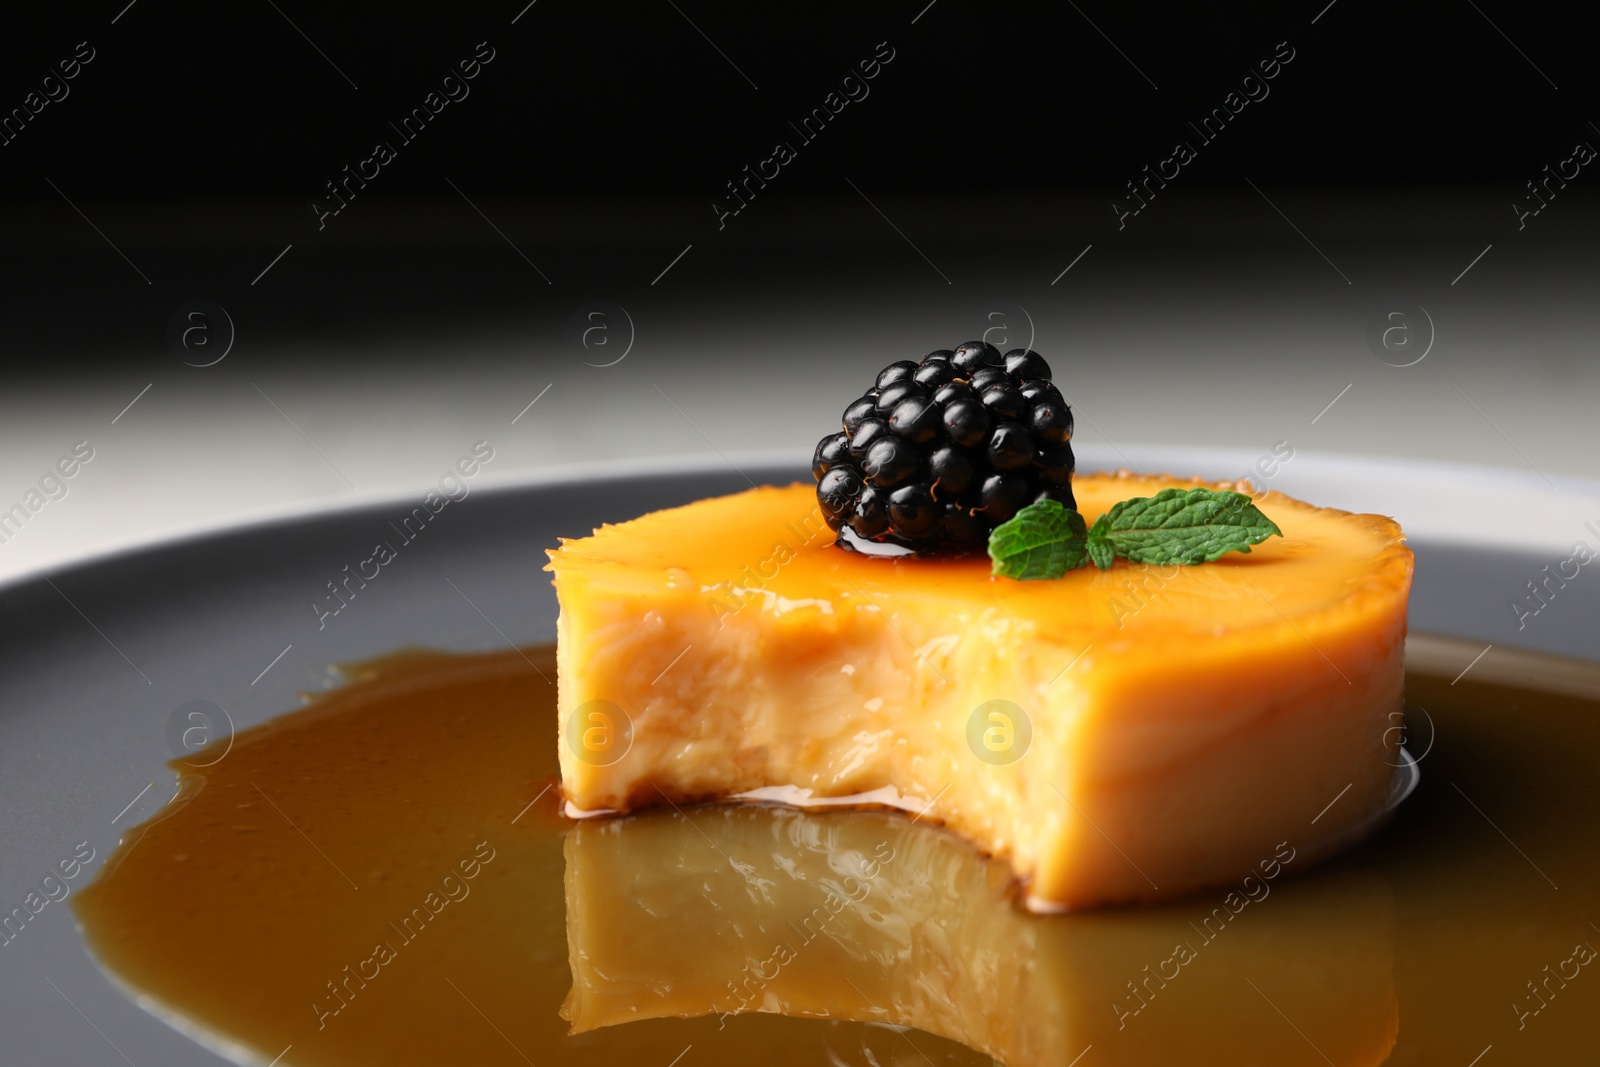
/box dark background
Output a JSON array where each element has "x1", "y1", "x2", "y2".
[
  {"x1": 0, "y1": 0, "x2": 1594, "y2": 382},
  {"x1": 0, "y1": 0, "x2": 1588, "y2": 195}
]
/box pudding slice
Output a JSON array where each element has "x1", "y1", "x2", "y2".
[{"x1": 546, "y1": 473, "x2": 1413, "y2": 909}]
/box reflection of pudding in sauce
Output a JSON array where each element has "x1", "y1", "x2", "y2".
[
  {"x1": 69, "y1": 639, "x2": 1600, "y2": 1065},
  {"x1": 565, "y1": 804, "x2": 1400, "y2": 1066}
]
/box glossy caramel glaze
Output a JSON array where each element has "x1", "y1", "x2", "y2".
[
  {"x1": 73, "y1": 640, "x2": 1600, "y2": 1066},
  {"x1": 548, "y1": 475, "x2": 1413, "y2": 646}
]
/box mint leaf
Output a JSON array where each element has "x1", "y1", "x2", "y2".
[
  {"x1": 988, "y1": 500, "x2": 1089, "y2": 580},
  {"x1": 985, "y1": 487, "x2": 1282, "y2": 579},
  {"x1": 1085, "y1": 516, "x2": 1116, "y2": 571},
  {"x1": 1093, "y1": 487, "x2": 1282, "y2": 566}
]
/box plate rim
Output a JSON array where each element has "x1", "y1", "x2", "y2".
[{"x1": 3, "y1": 445, "x2": 1596, "y2": 596}]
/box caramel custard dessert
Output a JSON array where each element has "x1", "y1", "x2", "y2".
[{"x1": 548, "y1": 342, "x2": 1413, "y2": 909}]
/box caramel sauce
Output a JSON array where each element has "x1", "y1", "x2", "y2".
[{"x1": 73, "y1": 641, "x2": 1600, "y2": 1066}]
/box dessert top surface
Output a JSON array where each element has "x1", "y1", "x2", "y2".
[{"x1": 547, "y1": 471, "x2": 1412, "y2": 641}]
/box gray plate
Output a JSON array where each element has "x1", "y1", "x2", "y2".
[{"x1": 0, "y1": 454, "x2": 1595, "y2": 1065}]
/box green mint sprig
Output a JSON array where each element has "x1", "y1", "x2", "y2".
[
  {"x1": 987, "y1": 487, "x2": 1283, "y2": 580},
  {"x1": 985, "y1": 499, "x2": 1089, "y2": 580}
]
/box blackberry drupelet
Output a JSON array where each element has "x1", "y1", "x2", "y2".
[{"x1": 812, "y1": 342, "x2": 1076, "y2": 553}]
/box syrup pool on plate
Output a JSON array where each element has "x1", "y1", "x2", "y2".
[{"x1": 73, "y1": 638, "x2": 1600, "y2": 1066}]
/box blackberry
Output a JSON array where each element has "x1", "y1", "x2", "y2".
[
  {"x1": 979, "y1": 384, "x2": 1026, "y2": 420},
  {"x1": 814, "y1": 343, "x2": 1076, "y2": 553},
  {"x1": 971, "y1": 366, "x2": 1009, "y2": 393},
  {"x1": 913, "y1": 360, "x2": 958, "y2": 389},
  {"x1": 863, "y1": 435, "x2": 918, "y2": 487},
  {"x1": 875, "y1": 360, "x2": 919, "y2": 389}
]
